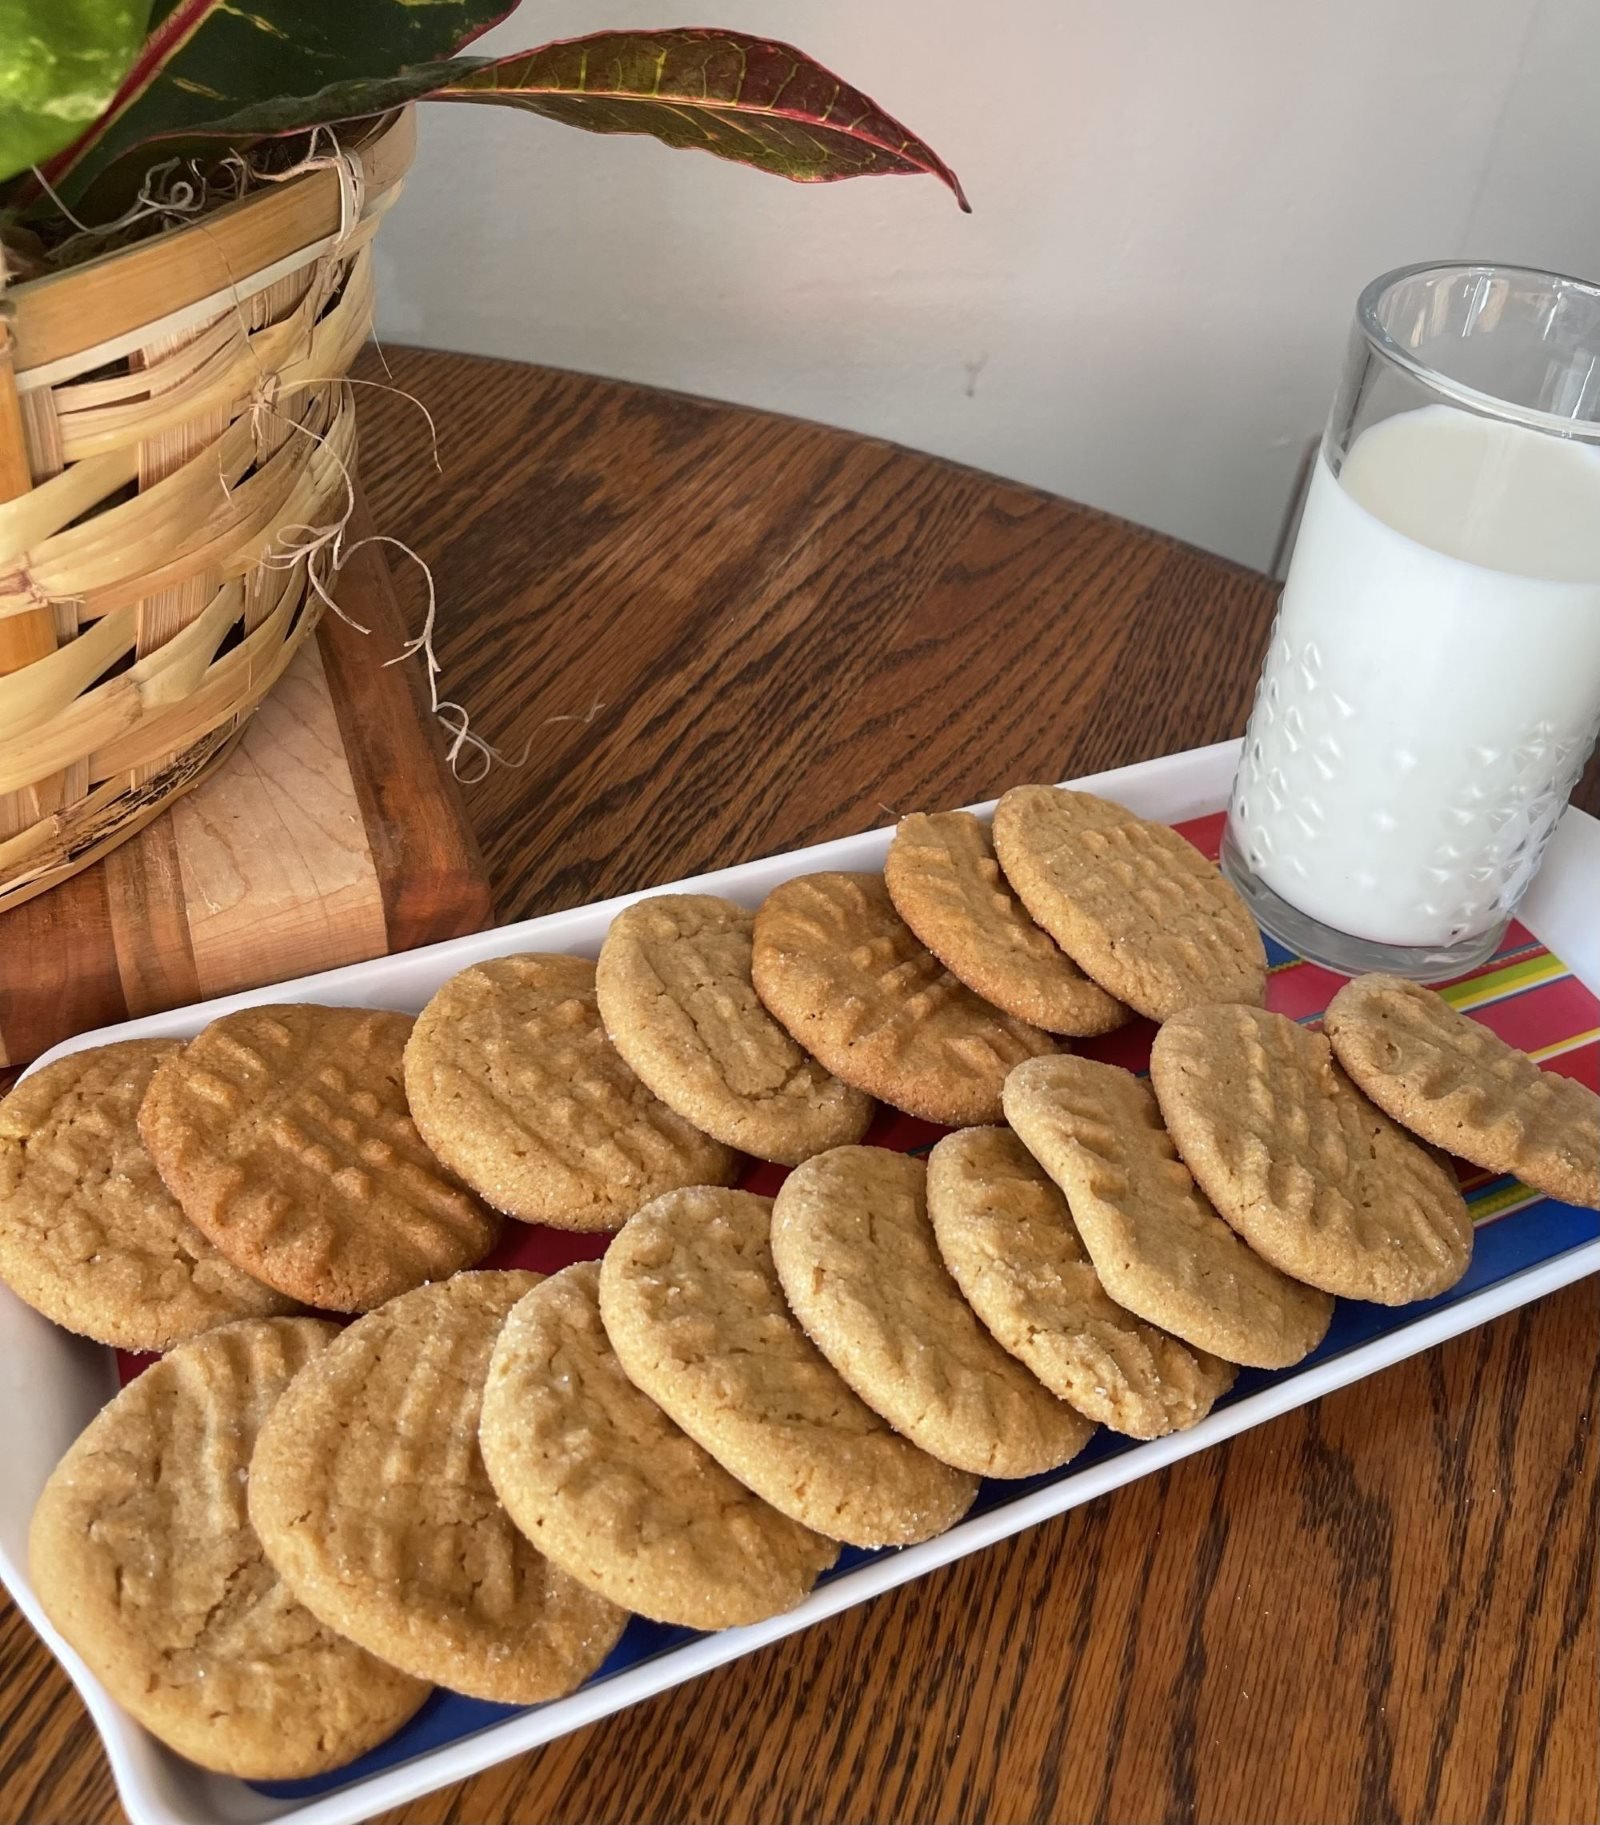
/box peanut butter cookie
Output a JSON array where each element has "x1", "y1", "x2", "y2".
[
  {"x1": 597, "y1": 893, "x2": 872, "y2": 1165},
  {"x1": 599, "y1": 1186, "x2": 977, "y2": 1547},
  {"x1": 139, "y1": 1005, "x2": 498, "y2": 1311},
  {"x1": 886, "y1": 811, "x2": 1126, "y2": 1035},
  {"x1": 482, "y1": 1262, "x2": 836, "y2": 1629},
  {"x1": 926, "y1": 1126, "x2": 1235, "y2": 1437},
  {"x1": 250, "y1": 1271, "x2": 626, "y2": 1702},
  {"x1": 752, "y1": 872, "x2": 1055, "y2": 1125},
  {"x1": 1005, "y1": 1056, "x2": 1332, "y2": 1368},
  {"x1": 1326, "y1": 973, "x2": 1599, "y2": 1209},
  {"x1": 29, "y1": 1317, "x2": 427, "y2": 1778},
  {"x1": 0, "y1": 1040, "x2": 291, "y2": 1348},
  {"x1": 406, "y1": 955, "x2": 736, "y2": 1231},
  {"x1": 771, "y1": 1146, "x2": 1093, "y2": 1476},
  {"x1": 1152, "y1": 1002, "x2": 1473, "y2": 1302},
  {"x1": 992, "y1": 786, "x2": 1266, "y2": 1020}
]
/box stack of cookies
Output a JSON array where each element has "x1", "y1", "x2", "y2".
[{"x1": 7, "y1": 783, "x2": 1595, "y2": 1782}]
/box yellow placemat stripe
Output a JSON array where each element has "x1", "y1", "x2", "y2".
[
  {"x1": 1442, "y1": 952, "x2": 1567, "y2": 1012},
  {"x1": 1531, "y1": 1027, "x2": 1600, "y2": 1063},
  {"x1": 1468, "y1": 1179, "x2": 1542, "y2": 1224}
]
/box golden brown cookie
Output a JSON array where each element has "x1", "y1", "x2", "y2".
[
  {"x1": 1152, "y1": 1003, "x2": 1474, "y2": 1303},
  {"x1": 138, "y1": 1005, "x2": 498, "y2": 1311},
  {"x1": 599, "y1": 1186, "x2": 977, "y2": 1547},
  {"x1": 0, "y1": 1041, "x2": 293, "y2": 1349},
  {"x1": 771, "y1": 1146, "x2": 1093, "y2": 1476},
  {"x1": 1325, "y1": 974, "x2": 1600, "y2": 1210},
  {"x1": 926, "y1": 1127, "x2": 1235, "y2": 1437},
  {"x1": 991, "y1": 786, "x2": 1266, "y2": 1020},
  {"x1": 28, "y1": 1317, "x2": 427, "y2": 1778},
  {"x1": 595, "y1": 893, "x2": 874, "y2": 1165},
  {"x1": 1004, "y1": 1056, "x2": 1332, "y2": 1368},
  {"x1": 886, "y1": 811, "x2": 1127, "y2": 1035},
  {"x1": 405, "y1": 954, "x2": 736, "y2": 1231},
  {"x1": 482, "y1": 1262, "x2": 837, "y2": 1629},
  {"x1": 249, "y1": 1271, "x2": 625, "y2": 1702},
  {"x1": 751, "y1": 872, "x2": 1056, "y2": 1125}
]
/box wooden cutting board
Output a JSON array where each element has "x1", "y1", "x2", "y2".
[{"x1": 0, "y1": 495, "x2": 493, "y2": 1068}]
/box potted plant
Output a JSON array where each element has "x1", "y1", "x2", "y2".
[{"x1": 0, "y1": 4, "x2": 963, "y2": 910}]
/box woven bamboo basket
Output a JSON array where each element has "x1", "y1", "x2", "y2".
[{"x1": 0, "y1": 108, "x2": 416, "y2": 914}]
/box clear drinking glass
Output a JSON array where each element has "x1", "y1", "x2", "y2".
[{"x1": 1222, "y1": 262, "x2": 1600, "y2": 979}]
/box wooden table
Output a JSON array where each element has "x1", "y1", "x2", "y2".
[{"x1": 3, "y1": 349, "x2": 1596, "y2": 1825}]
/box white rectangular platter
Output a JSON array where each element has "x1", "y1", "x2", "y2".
[{"x1": 4, "y1": 737, "x2": 1598, "y2": 1825}]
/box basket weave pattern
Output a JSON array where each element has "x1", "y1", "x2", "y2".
[{"x1": 0, "y1": 111, "x2": 415, "y2": 913}]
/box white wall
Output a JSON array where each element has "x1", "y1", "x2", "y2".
[{"x1": 373, "y1": 0, "x2": 1600, "y2": 571}]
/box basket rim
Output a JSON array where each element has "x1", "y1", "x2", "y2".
[{"x1": 5, "y1": 107, "x2": 414, "y2": 374}]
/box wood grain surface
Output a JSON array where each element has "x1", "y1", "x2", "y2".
[
  {"x1": 2, "y1": 347, "x2": 1596, "y2": 1825},
  {"x1": 0, "y1": 489, "x2": 492, "y2": 1068}
]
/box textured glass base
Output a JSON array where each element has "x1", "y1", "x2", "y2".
[{"x1": 1219, "y1": 821, "x2": 1507, "y2": 983}]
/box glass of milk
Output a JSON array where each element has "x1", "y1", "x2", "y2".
[{"x1": 1223, "y1": 262, "x2": 1600, "y2": 980}]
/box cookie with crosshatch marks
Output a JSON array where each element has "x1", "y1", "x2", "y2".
[
  {"x1": 404, "y1": 953, "x2": 736, "y2": 1230},
  {"x1": 1325, "y1": 973, "x2": 1600, "y2": 1211},
  {"x1": 885, "y1": 810, "x2": 1128, "y2": 1035},
  {"x1": 28, "y1": 1317, "x2": 427, "y2": 1779},
  {"x1": 481, "y1": 1261, "x2": 837, "y2": 1630},
  {"x1": 138, "y1": 1005, "x2": 498, "y2": 1311},
  {"x1": 750, "y1": 871, "x2": 1056, "y2": 1125},
  {"x1": 250, "y1": 1271, "x2": 626, "y2": 1703},
  {"x1": 599, "y1": 1186, "x2": 978, "y2": 1547},
  {"x1": 1004, "y1": 1055, "x2": 1332, "y2": 1369},
  {"x1": 0, "y1": 1039, "x2": 293, "y2": 1349},
  {"x1": 925, "y1": 1126, "x2": 1236, "y2": 1438},
  {"x1": 595, "y1": 892, "x2": 874, "y2": 1165},
  {"x1": 991, "y1": 786, "x2": 1266, "y2": 1021},
  {"x1": 771, "y1": 1146, "x2": 1093, "y2": 1477},
  {"x1": 1151, "y1": 1003, "x2": 1473, "y2": 1304}
]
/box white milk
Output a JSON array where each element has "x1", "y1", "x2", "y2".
[{"x1": 1230, "y1": 405, "x2": 1600, "y2": 948}]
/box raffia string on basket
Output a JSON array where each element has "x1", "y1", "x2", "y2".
[{"x1": 0, "y1": 109, "x2": 416, "y2": 915}]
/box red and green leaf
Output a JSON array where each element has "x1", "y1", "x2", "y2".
[
  {"x1": 44, "y1": 26, "x2": 967, "y2": 221},
  {"x1": 32, "y1": 0, "x2": 515, "y2": 211},
  {"x1": 441, "y1": 31, "x2": 968, "y2": 207}
]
